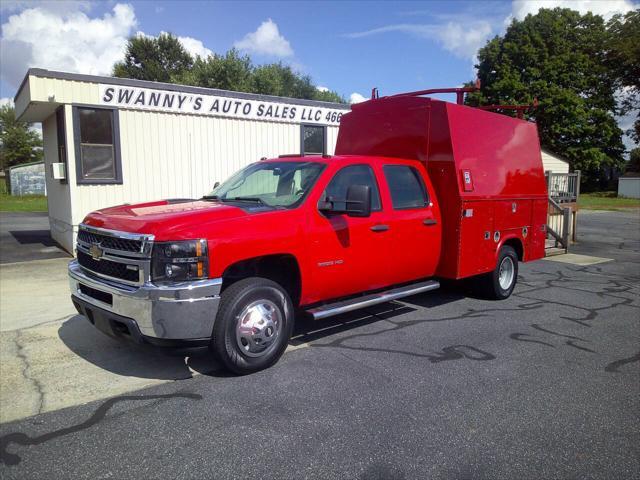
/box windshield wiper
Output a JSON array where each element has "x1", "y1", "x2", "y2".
[
  {"x1": 202, "y1": 195, "x2": 220, "y2": 200},
  {"x1": 222, "y1": 196, "x2": 266, "y2": 204}
]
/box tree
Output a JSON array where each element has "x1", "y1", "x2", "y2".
[
  {"x1": 176, "y1": 49, "x2": 253, "y2": 91},
  {"x1": 628, "y1": 147, "x2": 640, "y2": 173},
  {"x1": 466, "y1": 8, "x2": 625, "y2": 183},
  {"x1": 113, "y1": 33, "x2": 193, "y2": 83},
  {"x1": 607, "y1": 10, "x2": 640, "y2": 143},
  {"x1": 0, "y1": 104, "x2": 43, "y2": 170},
  {"x1": 113, "y1": 34, "x2": 346, "y2": 103}
]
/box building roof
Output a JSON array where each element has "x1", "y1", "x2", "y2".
[{"x1": 15, "y1": 68, "x2": 351, "y2": 111}]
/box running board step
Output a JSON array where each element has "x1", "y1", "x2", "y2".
[{"x1": 307, "y1": 280, "x2": 440, "y2": 320}]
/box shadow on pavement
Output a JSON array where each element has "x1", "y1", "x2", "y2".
[
  {"x1": 58, "y1": 315, "x2": 222, "y2": 380},
  {"x1": 9, "y1": 230, "x2": 58, "y2": 247},
  {"x1": 57, "y1": 287, "x2": 465, "y2": 380}
]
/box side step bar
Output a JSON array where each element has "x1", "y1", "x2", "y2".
[{"x1": 307, "y1": 280, "x2": 440, "y2": 320}]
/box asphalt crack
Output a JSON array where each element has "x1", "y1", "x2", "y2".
[{"x1": 14, "y1": 330, "x2": 45, "y2": 416}]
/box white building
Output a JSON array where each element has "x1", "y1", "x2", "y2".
[
  {"x1": 14, "y1": 69, "x2": 349, "y2": 253},
  {"x1": 618, "y1": 175, "x2": 640, "y2": 199},
  {"x1": 541, "y1": 149, "x2": 570, "y2": 174}
]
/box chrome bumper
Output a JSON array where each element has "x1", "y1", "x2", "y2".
[{"x1": 69, "y1": 260, "x2": 222, "y2": 340}]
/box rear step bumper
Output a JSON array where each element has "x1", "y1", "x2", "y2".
[{"x1": 307, "y1": 280, "x2": 440, "y2": 320}]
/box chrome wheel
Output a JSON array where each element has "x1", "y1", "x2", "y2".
[
  {"x1": 235, "y1": 300, "x2": 282, "y2": 358},
  {"x1": 498, "y1": 256, "x2": 515, "y2": 290}
]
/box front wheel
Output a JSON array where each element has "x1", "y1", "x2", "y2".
[
  {"x1": 481, "y1": 245, "x2": 519, "y2": 300},
  {"x1": 211, "y1": 277, "x2": 294, "y2": 375}
]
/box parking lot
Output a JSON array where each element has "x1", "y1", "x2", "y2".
[{"x1": 0, "y1": 210, "x2": 638, "y2": 479}]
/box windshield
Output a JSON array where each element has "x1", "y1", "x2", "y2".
[{"x1": 205, "y1": 161, "x2": 326, "y2": 208}]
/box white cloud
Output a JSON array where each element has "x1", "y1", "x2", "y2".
[
  {"x1": 344, "y1": 20, "x2": 493, "y2": 60},
  {"x1": 350, "y1": 92, "x2": 368, "y2": 104},
  {"x1": 234, "y1": 19, "x2": 293, "y2": 57},
  {"x1": 316, "y1": 86, "x2": 329, "y2": 92},
  {"x1": 0, "y1": 97, "x2": 15, "y2": 107},
  {"x1": 0, "y1": 3, "x2": 137, "y2": 88},
  {"x1": 512, "y1": 0, "x2": 638, "y2": 21},
  {"x1": 176, "y1": 35, "x2": 213, "y2": 58}
]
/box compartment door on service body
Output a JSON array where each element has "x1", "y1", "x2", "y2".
[
  {"x1": 381, "y1": 164, "x2": 441, "y2": 285},
  {"x1": 306, "y1": 164, "x2": 391, "y2": 303}
]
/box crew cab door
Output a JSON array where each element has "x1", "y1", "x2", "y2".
[
  {"x1": 381, "y1": 164, "x2": 441, "y2": 285},
  {"x1": 306, "y1": 164, "x2": 390, "y2": 303}
]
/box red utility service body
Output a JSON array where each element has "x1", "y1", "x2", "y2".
[{"x1": 336, "y1": 95, "x2": 548, "y2": 280}]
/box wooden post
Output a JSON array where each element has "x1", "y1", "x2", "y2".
[
  {"x1": 545, "y1": 170, "x2": 552, "y2": 197},
  {"x1": 574, "y1": 170, "x2": 581, "y2": 242},
  {"x1": 562, "y1": 207, "x2": 571, "y2": 252}
]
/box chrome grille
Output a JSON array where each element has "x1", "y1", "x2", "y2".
[
  {"x1": 77, "y1": 250, "x2": 140, "y2": 283},
  {"x1": 76, "y1": 224, "x2": 154, "y2": 286},
  {"x1": 78, "y1": 229, "x2": 142, "y2": 253}
]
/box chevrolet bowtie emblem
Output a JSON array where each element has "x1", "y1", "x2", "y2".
[{"x1": 89, "y1": 243, "x2": 104, "y2": 260}]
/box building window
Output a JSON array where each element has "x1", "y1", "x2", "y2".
[
  {"x1": 383, "y1": 165, "x2": 429, "y2": 209},
  {"x1": 301, "y1": 124, "x2": 326, "y2": 155},
  {"x1": 73, "y1": 107, "x2": 122, "y2": 184}
]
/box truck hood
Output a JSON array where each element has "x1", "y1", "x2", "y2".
[{"x1": 83, "y1": 199, "x2": 253, "y2": 240}]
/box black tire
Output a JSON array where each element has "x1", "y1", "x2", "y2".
[
  {"x1": 481, "y1": 245, "x2": 519, "y2": 300},
  {"x1": 211, "y1": 277, "x2": 294, "y2": 375}
]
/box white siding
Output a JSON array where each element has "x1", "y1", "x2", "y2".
[
  {"x1": 42, "y1": 113, "x2": 74, "y2": 251},
  {"x1": 618, "y1": 177, "x2": 640, "y2": 199},
  {"x1": 541, "y1": 150, "x2": 570, "y2": 174},
  {"x1": 70, "y1": 110, "x2": 340, "y2": 229}
]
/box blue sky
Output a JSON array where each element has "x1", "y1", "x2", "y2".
[{"x1": 0, "y1": 0, "x2": 637, "y2": 148}]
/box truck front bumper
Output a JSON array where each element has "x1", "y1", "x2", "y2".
[{"x1": 68, "y1": 260, "x2": 222, "y2": 351}]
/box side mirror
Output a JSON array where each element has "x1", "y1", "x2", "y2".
[
  {"x1": 318, "y1": 184, "x2": 372, "y2": 217},
  {"x1": 345, "y1": 184, "x2": 372, "y2": 217},
  {"x1": 213, "y1": 181, "x2": 220, "y2": 189}
]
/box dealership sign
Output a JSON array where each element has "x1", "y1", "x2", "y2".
[{"x1": 99, "y1": 84, "x2": 346, "y2": 126}]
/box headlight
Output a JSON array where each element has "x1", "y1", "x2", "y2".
[{"x1": 151, "y1": 239, "x2": 208, "y2": 282}]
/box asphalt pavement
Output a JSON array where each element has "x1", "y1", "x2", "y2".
[
  {"x1": 0, "y1": 210, "x2": 638, "y2": 479},
  {"x1": 0, "y1": 212, "x2": 69, "y2": 264}
]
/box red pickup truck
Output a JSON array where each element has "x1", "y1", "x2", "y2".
[{"x1": 69, "y1": 89, "x2": 548, "y2": 374}]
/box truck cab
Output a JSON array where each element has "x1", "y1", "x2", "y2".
[{"x1": 69, "y1": 90, "x2": 547, "y2": 374}]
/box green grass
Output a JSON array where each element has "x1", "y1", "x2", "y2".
[
  {"x1": 578, "y1": 191, "x2": 640, "y2": 211},
  {"x1": 0, "y1": 182, "x2": 48, "y2": 212}
]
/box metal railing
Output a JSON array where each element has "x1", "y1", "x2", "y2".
[
  {"x1": 545, "y1": 170, "x2": 581, "y2": 203},
  {"x1": 547, "y1": 197, "x2": 571, "y2": 252}
]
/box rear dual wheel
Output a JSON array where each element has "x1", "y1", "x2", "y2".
[{"x1": 211, "y1": 277, "x2": 294, "y2": 375}]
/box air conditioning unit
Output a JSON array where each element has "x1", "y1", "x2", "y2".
[{"x1": 51, "y1": 162, "x2": 66, "y2": 180}]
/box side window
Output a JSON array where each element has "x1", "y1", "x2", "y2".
[
  {"x1": 73, "y1": 107, "x2": 122, "y2": 184},
  {"x1": 322, "y1": 165, "x2": 382, "y2": 211},
  {"x1": 301, "y1": 124, "x2": 326, "y2": 155},
  {"x1": 383, "y1": 165, "x2": 429, "y2": 209}
]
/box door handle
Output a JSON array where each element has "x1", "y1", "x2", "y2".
[
  {"x1": 370, "y1": 224, "x2": 390, "y2": 232},
  {"x1": 423, "y1": 219, "x2": 437, "y2": 226}
]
